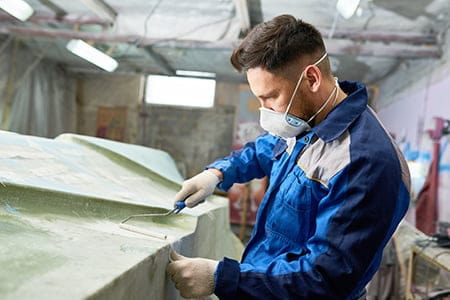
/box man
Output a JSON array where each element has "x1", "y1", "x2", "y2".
[{"x1": 167, "y1": 14, "x2": 410, "y2": 299}]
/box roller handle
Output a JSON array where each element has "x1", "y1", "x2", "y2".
[{"x1": 173, "y1": 201, "x2": 186, "y2": 214}]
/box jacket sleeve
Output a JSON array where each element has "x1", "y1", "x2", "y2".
[
  {"x1": 206, "y1": 133, "x2": 279, "y2": 191},
  {"x1": 213, "y1": 155, "x2": 410, "y2": 299}
]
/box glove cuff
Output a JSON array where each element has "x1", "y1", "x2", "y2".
[
  {"x1": 206, "y1": 260, "x2": 219, "y2": 295},
  {"x1": 204, "y1": 169, "x2": 221, "y2": 183}
]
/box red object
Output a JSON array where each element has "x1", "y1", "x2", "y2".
[
  {"x1": 228, "y1": 177, "x2": 267, "y2": 225},
  {"x1": 415, "y1": 142, "x2": 439, "y2": 235},
  {"x1": 415, "y1": 117, "x2": 445, "y2": 235}
]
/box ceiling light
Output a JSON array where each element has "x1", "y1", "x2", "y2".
[
  {"x1": 175, "y1": 70, "x2": 216, "y2": 78},
  {"x1": 336, "y1": 0, "x2": 361, "y2": 19},
  {"x1": 66, "y1": 39, "x2": 118, "y2": 72},
  {"x1": 0, "y1": 0, "x2": 34, "y2": 21}
]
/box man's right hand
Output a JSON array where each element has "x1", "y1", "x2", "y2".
[{"x1": 174, "y1": 170, "x2": 221, "y2": 208}]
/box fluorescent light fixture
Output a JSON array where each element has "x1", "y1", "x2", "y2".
[
  {"x1": 175, "y1": 70, "x2": 216, "y2": 78},
  {"x1": 66, "y1": 39, "x2": 118, "y2": 72},
  {"x1": 336, "y1": 0, "x2": 361, "y2": 19},
  {"x1": 0, "y1": 0, "x2": 34, "y2": 21},
  {"x1": 80, "y1": 0, "x2": 116, "y2": 24}
]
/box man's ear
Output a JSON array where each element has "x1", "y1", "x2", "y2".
[{"x1": 305, "y1": 65, "x2": 322, "y2": 92}]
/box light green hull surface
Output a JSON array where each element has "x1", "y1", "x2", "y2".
[{"x1": 0, "y1": 131, "x2": 242, "y2": 300}]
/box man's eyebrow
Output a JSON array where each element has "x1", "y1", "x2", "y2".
[{"x1": 257, "y1": 90, "x2": 277, "y2": 99}]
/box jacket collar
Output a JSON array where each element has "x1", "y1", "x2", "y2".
[
  {"x1": 312, "y1": 80, "x2": 368, "y2": 143},
  {"x1": 272, "y1": 138, "x2": 287, "y2": 159},
  {"x1": 271, "y1": 80, "x2": 367, "y2": 158}
]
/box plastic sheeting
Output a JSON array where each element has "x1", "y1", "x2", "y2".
[{"x1": 0, "y1": 38, "x2": 76, "y2": 138}]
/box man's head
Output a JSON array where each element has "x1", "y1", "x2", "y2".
[
  {"x1": 230, "y1": 15, "x2": 340, "y2": 138},
  {"x1": 230, "y1": 14, "x2": 330, "y2": 76}
]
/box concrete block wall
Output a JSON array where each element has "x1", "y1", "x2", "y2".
[
  {"x1": 76, "y1": 74, "x2": 144, "y2": 144},
  {"x1": 141, "y1": 104, "x2": 235, "y2": 178}
]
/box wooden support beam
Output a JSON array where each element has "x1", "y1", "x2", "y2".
[{"x1": 37, "y1": 0, "x2": 67, "y2": 19}]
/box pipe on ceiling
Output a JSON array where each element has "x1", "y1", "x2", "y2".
[{"x1": 0, "y1": 25, "x2": 442, "y2": 59}]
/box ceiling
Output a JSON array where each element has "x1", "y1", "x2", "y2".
[{"x1": 0, "y1": 0, "x2": 449, "y2": 84}]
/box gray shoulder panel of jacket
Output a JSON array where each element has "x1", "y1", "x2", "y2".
[{"x1": 297, "y1": 131, "x2": 351, "y2": 188}]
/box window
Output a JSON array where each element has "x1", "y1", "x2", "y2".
[{"x1": 145, "y1": 75, "x2": 216, "y2": 108}]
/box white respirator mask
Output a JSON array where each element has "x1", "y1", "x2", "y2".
[{"x1": 259, "y1": 53, "x2": 337, "y2": 139}]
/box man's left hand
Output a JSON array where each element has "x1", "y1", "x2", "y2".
[{"x1": 166, "y1": 250, "x2": 219, "y2": 298}]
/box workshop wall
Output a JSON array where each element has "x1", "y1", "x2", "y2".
[
  {"x1": 0, "y1": 38, "x2": 76, "y2": 137},
  {"x1": 77, "y1": 77, "x2": 239, "y2": 179},
  {"x1": 141, "y1": 102, "x2": 236, "y2": 179},
  {"x1": 76, "y1": 74, "x2": 144, "y2": 144},
  {"x1": 375, "y1": 27, "x2": 450, "y2": 227}
]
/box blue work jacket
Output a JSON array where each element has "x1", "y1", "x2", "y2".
[{"x1": 207, "y1": 81, "x2": 411, "y2": 299}]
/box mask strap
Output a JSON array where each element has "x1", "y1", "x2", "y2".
[
  {"x1": 284, "y1": 52, "x2": 328, "y2": 119},
  {"x1": 314, "y1": 52, "x2": 328, "y2": 66},
  {"x1": 331, "y1": 77, "x2": 339, "y2": 107},
  {"x1": 306, "y1": 77, "x2": 338, "y2": 124}
]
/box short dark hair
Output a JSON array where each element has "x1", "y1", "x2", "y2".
[{"x1": 230, "y1": 14, "x2": 327, "y2": 73}]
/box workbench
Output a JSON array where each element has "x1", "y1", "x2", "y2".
[{"x1": 405, "y1": 240, "x2": 450, "y2": 299}]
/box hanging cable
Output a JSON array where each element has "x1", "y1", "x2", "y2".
[{"x1": 116, "y1": 0, "x2": 164, "y2": 58}]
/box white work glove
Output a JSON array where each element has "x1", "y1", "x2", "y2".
[
  {"x1": 174, "y1": 170, "x2": 220, "y2": 208},
  {"x1": 166, "y1": 250, "x2": 219, "y2": 299}
]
